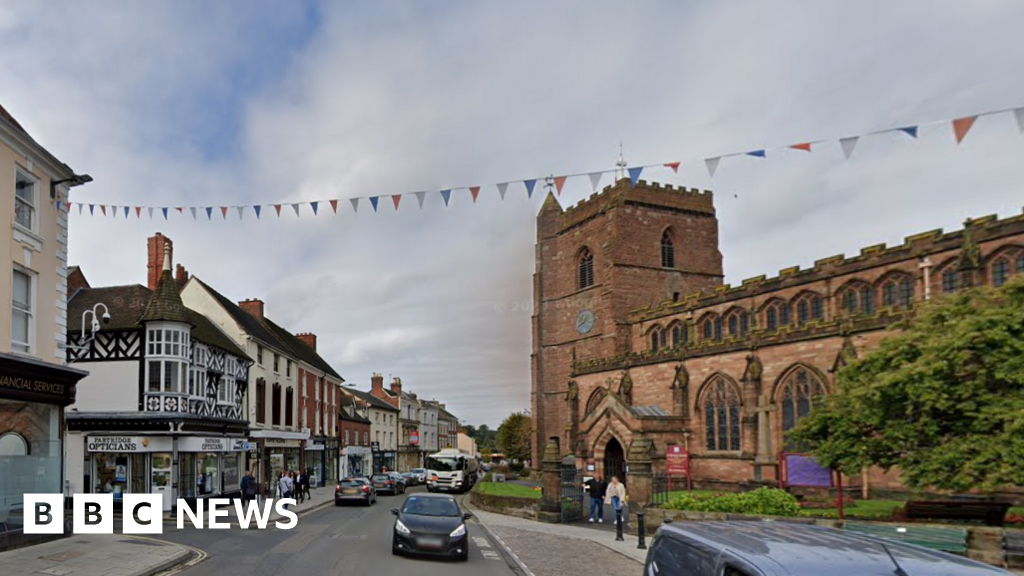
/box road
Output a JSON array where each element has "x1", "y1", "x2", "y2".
[{"x1": 156, "y1": 487, "x2": 519, "y2": 576}]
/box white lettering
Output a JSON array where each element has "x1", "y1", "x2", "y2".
[
  {"x1": 176, "y1": 499, "x2": 204, "y2": 529},
  {"x1": 233, "y1": 499, "x2": 273, "y2": 529},
  {"x1": 274, "y1": 499, "x2": 298, "y2": 529},
  {"x1": 207, "y1": 499, "x2": 231, "y2": 529}
]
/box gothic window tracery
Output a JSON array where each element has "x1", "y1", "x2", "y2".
[
  {"x1": 763, "y1": 299, "x2": 790, "y2": 332},
  {"x1": 793, "y1": 293, "x2": 824, "y2": 326},
  {"x1": 777, "y1": 366, "x2": 827, "y2": 442},
  {"x1": 724, "y1": 308, "x2": 749, "y2": 338},
  {"x1": 838, "y1": 282, "x2": 875, "y2": 316},
  {"x1": 702, "y1": 376, "x2": 741, "y2": 451},
  {"x1": 578, "y1": 248, "x2": 595, "y2": 289},
  {"x1": 700, "y1": 314, "x2": 722, "y2": 342},
  {"x1": 649, "y1": 325, "x2": 667, "y2": 351},
  {"x1": 669, "y1": 322, "x2": 684, "y2": 348}
]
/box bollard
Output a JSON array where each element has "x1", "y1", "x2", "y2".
[
  {"x1": 637, "y1": 510, "x2": 646, "y2": 549},
  {"x1": 615, "y1": 507, "x2": 624, "y2": 541}
]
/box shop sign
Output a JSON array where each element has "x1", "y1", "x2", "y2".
[
  {"x1": 305, "y1": 439, "x2": 325, "y2": 451},
  {"x1": 409, "y1": 431, "x2": 419, "y2": 445},
  {"x1": 87, "y1": 436, "x2": 171, "y2": 453},
  {"x1": 0, "y1": 355, "x2": 86, "y2": 406},
  {"x1": 371, "y1": 441, "x2": 380, "y2": 452},
  {"x1": 343, "y1": 446, "x2": 371, "y2": 455},
  {"x1": 178, "y1": 437, "x2": 247, "y2": 452},
  {"x1": 264, "y1": 438, "x2": 301, "y2": 448}
]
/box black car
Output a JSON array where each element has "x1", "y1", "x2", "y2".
[
  {"x1": 371, "y1": 473, "x2": 406, "y2": 495},
  {"x1": 391, "y1": 493, "x2": 472, "y2": 561},
  {"x1": 402, "y1": 472, "x2": 420, "y2": 486},
  {"x1": 335, "y1": 477, "x2": 377, "y2": 506}
]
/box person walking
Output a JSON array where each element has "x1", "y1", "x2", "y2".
[
  {"x1": 604, "y1": 476, "x2": 627, "y2": 525},
  {"x1": 240, "y1": 470, "x2": 252, "y2": 504},
  {"x1": 279, "y1": 471, "x2": 294, "y2": 510},
  {"x1": 294, "y1": 470, "x2": 305, "y2": 503},
  {"x1": 243, "y1": 470, "x2": 258, "y2": 505},
  {"x1": 302, "y1": 468, "x2": 312, "y2": 499},
  {"x1": 585, "y1": 475, "x2": 606, "y2": 523}
]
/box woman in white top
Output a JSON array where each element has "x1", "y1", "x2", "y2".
[{"x1": 604, "y1": 476, "x2": 627, "y2": 522}]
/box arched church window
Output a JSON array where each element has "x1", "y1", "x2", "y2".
[
  {"x1": 649, "y1": 326, "x2": 666, "y2": 351},
  {"x1": 881, "y1": 274, "x2": 914, "y2": 309},
  {"x1": 670, "y1": 323, "x2": 683, "y2": 348},
  {"x1": 763, "y1": 300, "x2": 790, "y2": 332},
  {"x1": 702, "y1": 377, "x2": 741, "y2": 451},
  {"x1": 578, "y1": 248, "x2": 595, "y2": 289},
  {"x1": 941, "y1": 268, "x2": 959, "y2": 293},
  {"x1": 724, "y1": 308, "x2": 749, "y2": 338},
  {"x1": 992, "y1": 257, "x2": 1011, "y2": 287},
  {"x1": 700, "y1": 314, "x2": 722, "y2": 342},
  {"x1": 793, "y1": 293, "x2": 823, "y2": 326},
  {"x1": 661, "y1": 230, "x2": 675, "y2": 268},
  {"x1": 778, "y1": 366, "x2": 827, "y2": 437},
  {"x1": 838, "y1": 282, "x2": 875, "y2": 316}
]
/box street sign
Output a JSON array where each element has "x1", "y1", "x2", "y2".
[
  {"x1": 409, "y1": 431, "x2": 419, "y2": 445},
  {"x1": 371, "y1": 441, "x2": 380, "y2": 452}
]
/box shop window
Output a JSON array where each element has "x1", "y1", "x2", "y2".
[
  {"x1": 0, "y1": 432, "x2": 29, "y2": 456},
  {"x1": 197, "y1": 453, "x2": 220, "y2": 496},
  {"x1": 93, "y1": 453, "x2": 130, "y2": 499},
  {"x1": 179, "y1": 453, "x2": 196, "y2": 498}
]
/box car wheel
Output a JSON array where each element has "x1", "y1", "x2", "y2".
[
  {"x1": 392, "y1": 537, "x2": 401, "y2": 556},
  {"x1": 458, "y1": 545, "x2": 469, "y2": 562},
  {"x1": 334, "y1": 500, "x2": 341, "y2": 506}
]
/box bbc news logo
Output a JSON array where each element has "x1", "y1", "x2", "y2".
[{"x1": 25, "y1": 494, "x2": 298, "y2": 534}]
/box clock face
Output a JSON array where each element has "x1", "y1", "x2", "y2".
[{"x1": 575, "y1": 309, "x2": 596, "y2": 334}]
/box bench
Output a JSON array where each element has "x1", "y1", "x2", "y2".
[
  {"x1": 905, "y1": 500, "x2": 1011, "y2": 527},
  {"x1": 845, "y1": 522, "x2": 968, "y2": 555}
]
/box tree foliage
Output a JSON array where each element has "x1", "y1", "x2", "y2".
[
  {"x1": 496, "y1": 411, "x2": 533, "y2": 463},
  {"x1": 788, "y1": 277, "x2": 1024, "y2": 492}
]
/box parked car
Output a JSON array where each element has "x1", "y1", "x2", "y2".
[
  {"x1": 402, "y1": 472, "x2": 420, "y2": 486},
  {"x1": 391, "y1": 493, "x2": 472, "y2": 561},
  {"x1": 371, "y1": 473, "x2": 406, "y2": 495},
  {"x1": 335, "y1": 477, "x2": 376, "y2": 506},
  {"x1": 645, "y1": 521, "x2": 1014, "y2": 576},
  {"x1": 411, "y1": 468, "x2": 428, "y2": 483},
  {"x1": 388, "y1": 472, "x2": 408, "y2": 492}
]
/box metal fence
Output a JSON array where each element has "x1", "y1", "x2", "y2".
[{"x1": 560, "y1": 466, "x2": 584, "y2": 523}]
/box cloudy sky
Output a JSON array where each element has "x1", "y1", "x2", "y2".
[{"x1": 4, "y1": 1, "x2": 1024, "y2": 426}]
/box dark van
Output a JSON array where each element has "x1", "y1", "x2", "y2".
[{"x1": 645, "y1": 521, "x2": 1013, "y2": 576}]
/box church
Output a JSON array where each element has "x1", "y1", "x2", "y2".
[{"x1": 530, "y1": 177, "x2": 1024, "y2": 500}]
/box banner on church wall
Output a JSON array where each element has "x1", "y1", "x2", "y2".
[{"x1": 783, "y1": 454, "x2": 833, "y2": 488}]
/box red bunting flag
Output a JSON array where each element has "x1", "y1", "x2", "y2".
[
  {"x1": 469, "y1": 186, "x2": 480, "y2": 203},
  {"x1": 790, "y1": 143, "x2": 812, "y2": 152},
  {"x1": 274, "y1": 204, "x2": 282, "y2": 217},
  {"x1": 100, "y1": 205, "x2": 107, "y2": 216},
  {"x1": 176, "y1": 207, "x2": 183, "y2": 213},
  {"x1": 664, "y1": 162, "x2": 680, "y2": 173},
  {"x1": 135, "y1": 207, "x2": 141, "y2": 218},
  {"x1": 330, "y1": 200, "x2": 338, "y2": 213},
  {"x1": 220, "y1": 207, "x2": 228, "y2": 219},
  {"x1": 952, "y1": 116, "x2": 977, "y2": 144},
  {"x1": 553, "y1": 177, "x2": 567, "y2": 195},
  {"x1": 392, "y1": 195, "x2": 402, "y2": 210}
]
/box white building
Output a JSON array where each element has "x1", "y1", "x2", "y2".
[
  {"x1": 419, "y1": 399, "x2": 439, "y2": 455},
  {"x1": 345, "y1": 379, "x2": 400, "y2": 473}
]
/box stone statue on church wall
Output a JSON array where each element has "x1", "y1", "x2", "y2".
[
  {"x1": 672, "y1": 363, "x2": 690, "y2": 417},
  {"x1": 619, "y1": 370, "x2": 633, "y2": 406},
  {"x1": 742, "y1": 353, "x2": 764, "y2": 395}
]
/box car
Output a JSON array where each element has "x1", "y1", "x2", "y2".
[
  {"x1": 388, "y1": 472, "x2": 408, "y2": 492},
  {"x1": 371, "y1": 473, "x2": 406, "y2": 495},
  {"x1": 391, "y1": 493, "x2": 472, "y2": 561},
  {"x1": 402, "y1": 472, "x2": 420, "y2": 486},
  {"x1": 335, "y1": 477, "x2": 377, "y2": 506},
  {"x1": 411, "y1": 468, "x2": 428, "y2": 483},
  {"x1": 645, "y1": 521, "x2": 1015, "y2": 576}
]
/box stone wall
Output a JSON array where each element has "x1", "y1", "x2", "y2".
[{"x1": 469, "y1": 490, "x2": 540, "y2": 521}]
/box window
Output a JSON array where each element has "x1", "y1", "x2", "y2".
[
  {"x1": 763, "y1": 300, "x2": 790, "y2": 332},
  {"x1": 703, "y1": 377, "x2": 741, "y2": 451},
  {"x1": 188, "y1": 368, "x2": 205, "y2": 397},
  {"x1": 363, "y1": 432, "x2": 368, "y2": 445},
  {"x1": 285, "y1": 388, "x2": 294, "y2": 426},
  {"x1": 661, "y1": 230, "x2": 675, "y2": 268},
  {"x1": 273, "y1": 353, "x2": 279, "y2": 372},
  {"x1": 11, "y1": 269, "x2": 33, "y2": 354},
  {"x1": 670, "y1": 323, "x2": 683, "y2": 348},
  {"x1": 286, "y1": 360, "x2": 292, "y2": 377},
  {"x1": 216, "y1": 377, "x2": 232, "y2": 403},
  {"x1": 839, "y1": 283, "x2": 875, "y2": 315},
  {"x1": 778, "y1": 366, "x2": 827, "y2": 448},
  {"x1": 14, "y1": 170, "x2": 36, "y2": 231},
  {"x1": 649, "y1": 326, "x2": 666, "y2": 351},
  {"x1": 700, "y1": 315, "x2": 722, "y2": 342},
  {"x1": 942, "y1": 269, "x2": 959, "y2": 293},
  {"x1": 992, "y1": 258, "x2": 1011, "y2": 287},
  {"x1": 578, "y1": 248, "x2": 594, "y2": 289},
  {"x1": 145, "y1": 324, "x2": 190, "y2": 397},
  {"x1": 257, "y1": 346, "x2": 263, "y2": 365},
  {"x1": 272, "y1": 384, "x2": 282, "y2": 426},
  {"x1": 881, "y1": 275, "x2": 914, "y2": 308},
  {"x1": 376, "y1": 431, "x2": 380, "y2": 443},
  {"x1": 345, "y1": 430, "x2": 350, "y2": 445},
  {"x1": 1017, "y1": 254, "x2": 1024, "y2": 273},
  {"x1": 256, "y1": 379, "x2": 266, "y2": 424},
  {"x1": 794, "y1": 293, "x2": 824, "y2": 326},
  {"x1": 724, "y1": 309, "x2": 749, "y2": 338}
]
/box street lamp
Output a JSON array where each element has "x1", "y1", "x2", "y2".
[
  {"x1": 65, "y1": 302, "x2": 111, "y2": 357},
  {"x1": 50, "y1": 174, "x2": 93, "y2": 199}
]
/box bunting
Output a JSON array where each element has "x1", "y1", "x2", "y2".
[
  {"x1": 953, "y1": 116, "x2": 977, "y2": 144},
  {"x1": 628, "y1": 166, "x2": 643, "y2": 186},
  {"x1": 206, "y1": 207, "x2": 213, "y2": 220},
  {"x1": 291, "y1": 203, "x2": 300, "y2": 217},
  {"x1": 311, "y1": 201, "x2": 319, "y2": 215},
  {"x1": 790, "y1": 143, "x2": 812, "y2": 152},
  {"x1": 350, "y1": 198, "x2": 359, "y2": 212},
  {"x1": 664, "y1": 162, "x2": 680, "y2": 173},
  {"x1": 274, "y1": 205, "x2": 282, "y2": 217},
  {"x1": 237, "y1": 206, "x2": 245, "y2": 220},
  {"x1": 588, "y1": 172, "x2": 602, "y2": 191},
  {"x1": 392, "y1": 194, "x2": 402, "y2": 210},
  {"x1": 553, "y1": 177, "x2": 567, "y2": 195},
  {"x1": 524, "y1": 179, "x2": 536, "y2": 199},
  {"x1": 329, "y1": 200, "x2": 338, "y2": 213},
  {"x1": 746, "y1": 150, "x2": 766, "y2": 158},
  {"x1": 1015, "y1": 108, "x2": 1024, "y2": 133},
  {"x1": 497, "y1": 183, "x2": 508, "y2": 200},
  {"x1": 469, "y1": 186, "x2": 480, "y2": 203},
  {"x1": 161, "y1": 208, "x2": 168, "y2": 220},
  {"x1": 705, "y1": 157, "x2": 720, "y2": 178},
  {"x1": 254, "y1": 205, "x2": 262, "y2": 219},
  {"x1": 415, "y1": 191, "x2": 427, "y2": 208},
  {"x1": 840, "y1": 136, "x2": 859, "y2": 159},
  {"x1": 221, "y1": 207, "x2": 229, "y2": 219},
  {"x1": 898, "y1": 126, "x2": 918, "y2": 138},
  {"x1": 440, "y1": 189, "x2": 451, "y2": 207},
  {"x1": 190, "y1": 207, "x2": 197, "y2": 220},
  {"x1": 369, "y1": 196, "x2": 379, "y2": 212}
]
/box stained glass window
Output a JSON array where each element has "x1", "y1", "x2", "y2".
[
  {"x1": 578, "y1": 249, "x2": 594, "y2": 289},
  {"x1": 670, "y1": 324, "x2": 682, "y2": 348},
  {"x1": 702, "y1": 316, "x2": 721, "y2": 341},
  {"x1": 703, "y1": 378, "x2": 741, "y2": 451},
  {"x1": 778, "y1": 367, "x2": 826, "y2": 441},
  {"x1": 794, "y1": 294, "x2": 823, "y2": 326},
  {"x1": 766, "y1": 307, "x2": 778, "y2": 331},
  {"x1": 651, "y1": 330, "x2": 659, "y2": 351}
]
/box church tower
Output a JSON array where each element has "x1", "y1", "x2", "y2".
[{"x1": 530, "y1": 178, "x2": 723, "y2": 464}]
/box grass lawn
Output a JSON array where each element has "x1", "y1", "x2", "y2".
[
  {"x1": 800, "y1": 499, "x2": 905, "y2": 519},
  {"x1": 663, "y1": 490, "x2": 722, "y2": 500},
  {"x1": 474, "y1": 481, "x2": 542, "y2": 500}
]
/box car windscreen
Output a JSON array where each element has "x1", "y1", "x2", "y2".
[
  {"x1": 401, "y1": 496, "x2": 460, "y2": 517},
  {"x1": 426, "y1": 456, "x2": 462, "y2": 472},
  {"x1": 371, "y1": 475, "x2": 390, "y2": 481},
  {"x1": 340, "y1": 479, "x2": 364, "y2": 487}
]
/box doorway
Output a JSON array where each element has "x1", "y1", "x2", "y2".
[
  {"x1": 151, "y1": 453, "x2": 173, "y2": 510},
  {"x1": 604, "y1": 438, "x2": 625, "y2": 485}
]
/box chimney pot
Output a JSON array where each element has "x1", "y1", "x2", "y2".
[
  {"x1": 147, "y1": 233, "x2": 173, "y2": 290},
  {"x1": 238, "y1": 298, "x2": 265, "y2": 320},
  {"x1": 296, "y1": 332, "x2": 317, "y2": 352}
]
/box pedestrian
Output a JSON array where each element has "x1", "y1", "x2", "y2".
[
  {"x1": 294, "y1": 470, "x2": 305, "y2": 503},
  {"x1": 243, "y1": 470, "x2": 258, "y2": 505},
  {"x1": 585, "y1": 475, "x2": 606, "y2": 523},
  {"x1": 302, "y1": 468, "x2": 312, "y2": 499},
  {"x1": 240, "y1": 470, "x2": 252, "y2": 504},
  {"x1": 279, "y1": 471, "x2": 294, "y2": 509},
  {"x1": 604, "y1": 476, "x2": 627, "y2": 525}
]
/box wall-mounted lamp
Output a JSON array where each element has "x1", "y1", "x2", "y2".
[
  {"x1": 50, "y1": 173, "x2": 93, "y2": 199},
  {"x1": 65, "y1": 302, "x2": 111, "y2": 358}
]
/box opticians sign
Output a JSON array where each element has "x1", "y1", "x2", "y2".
[
  {"x1": 87, "y1": 436, "x2": 172, "y2": 453},
  {"x1": 177, "y1": 437, "x2": 247, "y2": 452}
]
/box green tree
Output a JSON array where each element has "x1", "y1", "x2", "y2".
[
  {"x1": 789, "y1": 277, "x2": 1024, "y2": 492},
  {"x1": 496, "y1": 411, "x2": 533, "y2": 463}
]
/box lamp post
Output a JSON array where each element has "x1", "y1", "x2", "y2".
[{"x1": 65, "y1": 302, "x2": 111, "y2": 360}]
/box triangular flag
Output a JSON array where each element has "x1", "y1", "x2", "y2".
[
  {"x1": 497, "y1": 182, "x2": 509, "y2": 200},
  {"x1": 274, "y1": 204, "x2": 282, "y2": 217},
  {"x1": 176, "y1": 207, "x2": 183, "y2": 214},
  {"x1": 291, "y1": 203, "x2": 300, "y2": 216},
  {"x1": 185, "y1": 207, "x2": 193, "y2": 220},
  {"x1": 705, "y1": 157, "x2": 720, "y2": 178},
  {"x1": 221, "y1": 206, "x2": 228, "y2": 219},
  {"x1": 628, "y1": 166, "x2": 643, "y2": 186},
  {"x1": 100, "y1": 205, "x2": 106, "y2": 216},
  {"x1": 122, "y1": 206, "x2": 129, "y2": 218},
  {"x1": 1014, "y1": 108, "x2": 1024, "y2": 133},
  {"x1": 468, "y1": 186, "x2": 480, "y2": 203},
  {"x1": 89, "y1": 204, "x2": 95, "y2": 215},
  {"x1": 952, "y1": 116, "x2": 977, "y2": 144},
  {"x1": 840, "y1": 136, "x2": 859, "y2": 159},
  {"x1": 330, "y1": 200, "x2": 338, "y2": 213},
  {"x1": 56, "y1": 201, "x2": 61, "y2": 212},
  {"x1": 350, "y1": 198, "x2": 359, "y2": 212},
  {"x1": 440, "y1": 190, "x2": 451, "y2": 206},
  {"x1": 112, "y1": 206, "x2": 117, "y2": 218},
  {"x1": 790, "y1": 143, "x2": 812, "y2": 152},
  {"x1": 524, "y1": 179, "x2": 537, "y2": 198},
  {"x1": 311, "y1": 201, "x2": 319, "y2": 215},
  {"x1": 898, "y1": 126, "x2": 918, "y2": 138},
  {"x1": 237, "y1": 206, "x2": 245, "y2": 220},
  {"x1": 746, "y1": 150, "x2": 766, "y2": 158},
  {"x1": 206, "y1": 207, "x2": 213, "y2": 220},
  {"x1": 147, "y1": 207, "x2": 154, "y2": 219},
  {"x1": 254, "y1": 205, "x2": 262, "y2": 219},
  {"x1": 136, "y1": 206, "x2": 142, "y2": 218},
  {"x1": 78, "y1": 203, "x2": 83, "y2": 215},
  {"x1": 553, "y1": 177, "x2": 566, "y2": 196},
  {"x1": 369, "y1": 196, "x2": 379, "y2": 212},
  {"x1": 161, "y1": 207, "x2": 168, "y2": 220},
  {"x1": 414, "y1": 191, "x2": 426, "y2": 208},
  {"x1": 392, "y1": 194, "x2": 402, "y2": 210},
  {"x1": 664, "y1": 162, "x2": 680, "y2": 173},
  {"x1": 588, "y1": 172, "x2": 602, "y2": 191}
]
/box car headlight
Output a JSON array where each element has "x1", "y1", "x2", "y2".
[
  {"x1": 395, "y1": 520, "x2": 411, "y2": 535},
  {"x1": 450, "y1": 524, "x2": 466, "y2": 538}
]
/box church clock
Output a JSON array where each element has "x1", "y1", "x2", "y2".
[{"x1": 575, "y1": 309, "x2": 596, "y2": 334}]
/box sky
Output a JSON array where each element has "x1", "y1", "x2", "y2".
[{"x1": 4, "y1": 1, "x2": 1024, "y2": 427}]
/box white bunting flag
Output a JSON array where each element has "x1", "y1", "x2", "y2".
[
  {"x1": 1014, "y1": 108, "x2": 1024, "y2": 133},
  {"x1": 497, "y1": 182, "x2": 508, "y2": 200},
  {"x1": 237, "y1": 206, "x2": 245, "y2": 220},
  {"x1": 148, "y1": 207, "x2": 154, "y2": 219},
  {"x1": 190, "y1": 207, "x2": 197, "y2": 220},
  {"x1": 588, "y1": 172, "x2": 602, "y2": 191},
  {"x1": 291, "y1": 203, "x2": 300, "y2": 216},
  {"x1": 350, "y1": 198, "x2": 359, "y2": 212},
  {"x1": 414, "y1": 191, "x2": 426, "y2": 208},
  {"x1": 840, "y1": 136, "x2": 859, "y2": 159},
  {"x1": 78, "y1": 203, "x2": 83, "y2": 215},
  {"x1": 705, "y1": 157, "x2": 721, "y2": 178}
]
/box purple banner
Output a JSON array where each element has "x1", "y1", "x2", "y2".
[{"x1": 785, "y1": 454, "x2": 832, "y2": 488}]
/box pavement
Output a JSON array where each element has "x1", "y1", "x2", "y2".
[{"x1": 0, "y1": 534, "x2": 192, "y2": 576}]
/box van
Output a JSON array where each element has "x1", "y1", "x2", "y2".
[{"x1": 645, "y1": 521, "x2": 1013, "y2": 576}]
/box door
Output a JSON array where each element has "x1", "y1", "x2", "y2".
[{"x1": 151, "y1": 453, "x2": 173, "y2": 511}]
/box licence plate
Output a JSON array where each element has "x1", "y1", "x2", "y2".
[
  {"x1": 417, "y1": 537, "x2": 444, "y2": 548},
  {"x1": 343, "y1": 489, "x2": 357, "y2": 495}
]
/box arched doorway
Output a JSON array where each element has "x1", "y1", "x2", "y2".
[{"x1": 604, "y1": 438, "x2": 625, "y2": 484}]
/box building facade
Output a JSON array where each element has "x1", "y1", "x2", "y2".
[
  {"x1": 346, "y1": 379, "x2": 400, "y2": 473},
  {"x1": 0, "y1": 103, "x2": 89, "y2": 549},
  {"x1": 370, "y1": 376, "x2": 422, "y2": 470},
  {"x1": 338, "y1": 395, "x2": 371, "y2": 477},
  {"x1": 438, "y1": 405, "x2": 458, "y2": 450},
  {"x1": 419, "y1": 399, "x2": 439, "y2": 456},
  {"x1": 532, "y1": 178, "x2": 1024, "y2": 500}
]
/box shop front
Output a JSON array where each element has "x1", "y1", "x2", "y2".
[
  {"x1": 371, "y1": 445, "x2": 397, "y2": 474},
  {"x1": 341, "y1": 446, "x2": 372, "y2": 478},
  {"x1": 175, "y1": 436, "x2": 247, "y2": 506},
  {"x1": 305, "y1": 438, "x2": 325, "y2": 487},
  {"x1": 248, "y1": 430, "x2": 309, "y2": 493}
]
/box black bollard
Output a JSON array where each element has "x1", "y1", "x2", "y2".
[
  {"x1": 637, "y1": 510, "x2": 646, "y2": 549},
  {"x1": 615, "y1": 507, "x2": 624, "y2": 541}
]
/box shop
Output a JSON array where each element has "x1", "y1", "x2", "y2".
[
  {"x1": 175, "y1": 436, "x2": 247, "y2": 502},
  {"x1": 372, "y1": 446, "x2": 397, "y2": 474},
  {"x1": 248, "y1": 431, "x2": 309, "y2": 492},
  {"x1": 341, "y1": 446, "x2": 372, "y2": 478},
  {"x1": 0, "y1": 353, "x2": 88, "y2": 551},
  {"x1": 305, "y1": 438, "x2": 325, "y2": 487}
]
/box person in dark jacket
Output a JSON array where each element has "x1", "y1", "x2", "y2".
[{"x1": 585, "y1": 476, "x2": 606, "y2": 523}]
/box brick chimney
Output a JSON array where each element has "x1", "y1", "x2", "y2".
[
  {"x1": 147, "y1": 233, "x2": 173, "y2": 290},
  {"x1": 296, "y1": 332, "x2": 317, "y2": 352},
  {"x1": 371, "y1": 373, "x2": 384, "y2": 394},
  {"x1": 174, "y1": 264, "x2": 189, "y2": 290},
  {"x1": 390, "y1": 376, "x2": 402, "y2": 396},
  {"x1": 238, "y1": 298, "x2": 265, "y2": 320}
]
